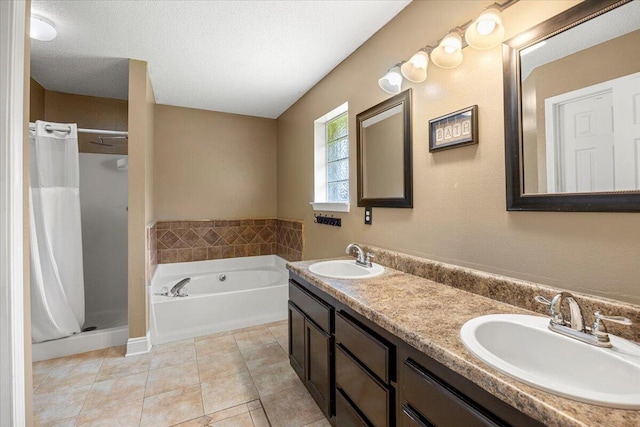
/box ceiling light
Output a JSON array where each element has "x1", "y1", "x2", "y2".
[
  {"x1": 30, "y1": 15, "x2": 57, "y2": 41},
  {"x1": 378, "y1": 64, "x2": 403, "y2": 94},
  {"x1": 430, "y1": 31, "x2": 463, "y2": 69},
  {"x1": 465, "y1": 5, "x2": 505, "y2": 50},
  {"x1": 401, "y1": 49, "x2": 430, "y2": 83}
]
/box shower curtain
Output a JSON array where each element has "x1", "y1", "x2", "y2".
[{"x1": 30, "y1": 121, "x2": 85, "y2": 343}]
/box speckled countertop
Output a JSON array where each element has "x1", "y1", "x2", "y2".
[{"x1": 287, "y1": 259, "x2": 640, "y2": 427}]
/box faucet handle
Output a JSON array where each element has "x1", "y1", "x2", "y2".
[
  {"x1": 534, "y1": 295, "x2": 552, "y2": 308},
  {"x1": 591, "y1": 311, "x2": 632, "y2": 345}
]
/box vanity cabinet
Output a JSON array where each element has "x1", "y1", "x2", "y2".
[
  {"x1": 288, "y1": 279, "x2": 334, "y2": 417},
  {"x1": 288, "y1": 273, "x2": 544, "y2": 427}
]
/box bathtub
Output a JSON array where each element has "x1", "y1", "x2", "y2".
[{"x1": 150, "y1": 255, "x2": 288, "y2": 344}]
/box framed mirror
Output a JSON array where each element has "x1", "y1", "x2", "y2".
[
  {"x1": 356, "y1": 89, "x2": 412, "y2": 208},
  {"x1": 503, "y1": 0, "x2": 640, "y2": 212}
]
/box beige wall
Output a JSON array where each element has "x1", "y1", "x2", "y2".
[
  {"x1": 277, "y1": 0, "x2": 640, "y2": 305},
  {"x1": 154, "y1": 104, "x2": 277, "y2": 220},
  {"x1": 34, "y1": 87, "x2": 128, "y2": 155},
  {"x1": 29, "y1": 78, "x2": 44, "y2": 121},
  {"x1": 128, "y1": 59, "x2": 155, "y2": 339}
]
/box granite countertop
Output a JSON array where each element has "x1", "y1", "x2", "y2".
[{"x1": 287, "y1": 259, "x2": 640, "y2": 427}]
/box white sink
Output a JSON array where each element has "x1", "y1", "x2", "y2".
[
  {"x1": 308, "y1": 260, "x2": 384, "y2": 279},
  {"x1": 460, "y1": 314, "x2": 640, "y2": 409}
]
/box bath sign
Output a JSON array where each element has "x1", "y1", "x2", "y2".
[{"x1": 429, "y1": 105, "x2": 478, "y2": 152}]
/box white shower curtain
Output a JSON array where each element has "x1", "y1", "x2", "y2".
[{"x1": 30, "y1": 121, "x2": 85, "y2": 343}]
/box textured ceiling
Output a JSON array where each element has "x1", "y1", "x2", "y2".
[{"x1": 30, "y1": 0, "x2": 411, "y2": 118}]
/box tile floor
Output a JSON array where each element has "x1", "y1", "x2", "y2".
[{"x1": 32, "y1": 321, "x2": 330, "y2": 427}]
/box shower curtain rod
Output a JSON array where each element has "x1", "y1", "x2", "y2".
[{"x1": 29, "y1": 122, "x2": 128, "y2": 136}]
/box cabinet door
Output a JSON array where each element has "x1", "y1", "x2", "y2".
[
  {"x1": 305, "y1": 318, "x2": 333, "y2": 417},
  {"x1": 288, "y1": 302, "x2": 305, "y2": 380}
]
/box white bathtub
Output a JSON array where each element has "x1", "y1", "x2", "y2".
[{"x1": 150, "y1": 255, "x2": 288, "y2": 344}]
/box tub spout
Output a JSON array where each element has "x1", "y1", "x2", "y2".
[{"x1": 170, "y1": 278, "x2": 191, "y2": 297}]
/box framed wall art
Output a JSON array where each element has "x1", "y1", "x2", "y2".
[{"x1": 429, "y1": 105, "x2": 478, "y2": 152}]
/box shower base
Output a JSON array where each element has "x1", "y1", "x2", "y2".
[{"x1": 32, "y1": 309, "x2": 128, "y2": 362}]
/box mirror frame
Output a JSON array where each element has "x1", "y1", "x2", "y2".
[
  {"x1": 356, "y1": 89, "x2": 413, "y2": 208},
  {"x1": 503, "y1": 0, "x2": 640, "y2": 212}
]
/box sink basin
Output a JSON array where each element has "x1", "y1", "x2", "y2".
[
  {"x1": 308, "y1": 260, "x2": 384, "y2": 279},
  {"x1": 460, "y1": 314, "x2": 640, "y2": 409}
]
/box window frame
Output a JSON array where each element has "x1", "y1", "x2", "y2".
[{"x1": 311, "y1": 102, "x2": 350, "y2": 212}]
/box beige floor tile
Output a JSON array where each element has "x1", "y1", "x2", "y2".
[
  {"x1": 271, "y1": 330, "x2": 288, "y2": 353},
  {"x1": 34, "y1": 385, "x2": 91, "y2": 425},
  {"x1": 96, "y1": 351, "x2": 151, "y2": 382},
  {"x1": 195, "y1": 333, "x2": 240, "y2": 360},
  {"x1": 82, "y1": 371, "x2": 147, "y2": 413},
  {"x1": 140, "y1": 384, "x2": 204, "y2": 427},
  {"x1": 301, "y1": 418, "x2": 331, "y2": 427},
  {"x1": 198, "y1": 350, "x2": 248, "y2": 383},
  {"x1": 261, "y1": 381, "x2": 324, "y2": 427},
  {"x1": 38, "y1": 417, "x2": 77, "y2": 427},
  {"x1": 146, "y1": 360, "x2": 200, "y2": 397},
  {"x1": 76, "y1": 399, "x2": 143, "y2": 427},
  {"x1": 150, "y1": 339, "x2": 197, "y2": 371},
  {"x1": 210, "y1": 412, "x2": 254, "y2": 427},
  {"x1": 242, "y1": 342, "x2": 288, "y2": 372},
  {"x1": 33, "y1": 359, "x2": 56, "y2": 375},
  {"x1": 233, "y1": 327, "x2": 277, "y2": 352},
  {"x1": 201, "y1": 371, "x2": 259, "y2": 414},
  {"x1": 250, "y1": 408, "x2": 270, "y2": 427},
  {"x1": 171, "y1": 415, "x2": 212, "y2": 427},
  {"x1": 247, "y1": 399, "x2": 262, "y2": 411},
  {"x1": 36, "y1": 360, "x2": 102, "y2": 395},
  {"x1": 250, "y1": 360, "x2": 300, "y2": 398},
  {"x1": 206, "y1": 403, "x2": 249, "y2": 423},
  {"x1": 49, "y1": 348, "x2": 109, "y2": 369},
  {"x1": 33, "y1": 368, "x2": 51, "y2": 392}
]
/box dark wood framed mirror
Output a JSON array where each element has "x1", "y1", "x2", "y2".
[
  {"x1": 503, "y1": 0, "x2": 640, "y2": 212},
  {"x1": 356, "y1": 89, "x2": 412, "y2": 208}
]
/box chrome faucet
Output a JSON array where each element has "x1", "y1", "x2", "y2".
[
  {"x1": 169, "y1": 278, "x2": 191, "y2": 297},
  {"x1": 345, "y1": 243, "x2": 374, "y2": 268},
  {"x1": 535, "y1": 292, "x2": 632, "y2": 348}
]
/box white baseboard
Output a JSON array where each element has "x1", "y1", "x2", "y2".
[{"x1": 126, "y1": 330, "x2": 152, "y2": 356}]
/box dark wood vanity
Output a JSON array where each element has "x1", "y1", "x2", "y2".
[{"x1": 288, "y1": 272, "x2": 544, "y2": 427}]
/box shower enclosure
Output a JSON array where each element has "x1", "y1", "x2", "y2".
[{"x1": 30, "y1": 121, "x2": 129, "y2": 361}]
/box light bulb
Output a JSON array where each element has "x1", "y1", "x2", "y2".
[
  {"x1": 465, "y1": 5, "x2": 504, "y2": 50},
  {"x1": 442, "y1": 32, "x2": 462, "y2": 54},
  {"x1": 431, "y1": 31, "x2": 463, "y2": 69},
  {"x1": 378, "y1": 65, "x2": 403, "y2": 94},
  {"x1": 401, "y1": 50, "x2": 429, "y2": 83},
  {"x1": 476, "y1": 19, "x2": 496, "y2": 36}
]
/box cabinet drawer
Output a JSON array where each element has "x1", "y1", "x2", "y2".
[
  {"x1": 289, "y1": 280, "x2": 332, "y2": 333},
  {"x1": 402, "y1": 358, "x2": 502, "y2": 427},
  {"x1": 336, "y1": 312, "x2": 391, "y2": 383},
  {"x1": 336, "y1": 388, "x2": 371, "y2": 427},
  {"x1": 401, "y1": 404, "x2": 433, "y2": 427},
  {"x1": 336, "y1": 345, "x2": 391, "y2": 427}
]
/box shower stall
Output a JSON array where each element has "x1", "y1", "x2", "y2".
[{"x1": 30, "y1": 121, "x2": 129, "y2": 361}]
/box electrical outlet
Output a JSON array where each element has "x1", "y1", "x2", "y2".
[{"x1": 364, "y1": 207, "x2": 372, "y2": 225}]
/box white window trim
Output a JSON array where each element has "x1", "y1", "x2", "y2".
[
  {"x1": 311, "y1": 102, "x2": 350, "y2": 213},
  {"x1": 0, "y1": 0, "x2": 26, "y2": 425}
]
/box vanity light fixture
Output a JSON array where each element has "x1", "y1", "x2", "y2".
[
  {"x1": 430, "y1": 30, "x2": 464, "y2": 69},
  {"x1": 30, "y1": 14, "x2": 57, "y2": 41},
  {"x1": 377, "y1": 0, "x2": 519, "y2": 93},
  {"x1": 401, "y1": 48, "x2": 431, "y2": 83},
  {"x1": 378, "y1": 63, "x2": 404, "y2": 94},
  {"x1": 465, "y1": 4, "x2": 505, "y2": 50}
]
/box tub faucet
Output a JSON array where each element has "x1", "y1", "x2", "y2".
[
  {"x1": 345, "y1": 243, "x2": 374, "y2": 268},
  {"x1": 170, "y1": 278, "x2": 190, "y2": 297}
]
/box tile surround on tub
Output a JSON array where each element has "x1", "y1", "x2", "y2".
[
  {"x1": 148, "y1": 219, "x2": 304, "y2": 264},
  {"x1": 359, "y1": 244, "x2": 640, "y2": 343}
]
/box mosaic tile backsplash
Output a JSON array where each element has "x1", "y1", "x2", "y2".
[{"x1": 148, "y1": 218, "x2": 304, "y2": 265}]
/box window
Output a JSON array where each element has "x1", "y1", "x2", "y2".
[{"x1": 311, "y1": 102, "x2": 350, "y2": 212}]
